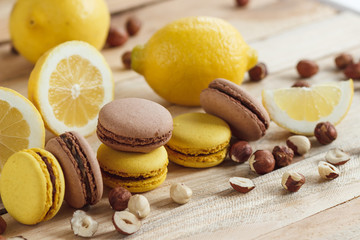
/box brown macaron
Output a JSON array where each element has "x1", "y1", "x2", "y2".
[
  {"x1": 46, "y1": 131, "x2": 103, "y2": 209},
  {"x1": 96, "y1": 98, "x2": 173, "y2": 153},
  {"x1": 200, "y1": 78, "x2": 270, "y2": 141}
]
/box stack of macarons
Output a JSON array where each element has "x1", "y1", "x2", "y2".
[
  {"x1": 165, "y1": 78, "x2": 270, "y2": 169},
  {"x1": 96, "y1": 98, "x2": 173, "y2": 193}
]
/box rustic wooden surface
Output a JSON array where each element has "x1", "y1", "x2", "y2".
[{"x1": 1, "y1": 0, "x2": 360, "y2": 239}]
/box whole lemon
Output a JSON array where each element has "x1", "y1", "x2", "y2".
[
  {"x1": 10, "y1": 0, "x2": 110, "y2": 63},
  {"x1": 132, "y1": 16, "x2": 257, "y2": 106}
]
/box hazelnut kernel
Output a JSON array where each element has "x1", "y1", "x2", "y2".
[
  {"x1": 286, "y1": 135, "x2": 311, "y2": 156},
  {"x1": 70, "y1": 210, "x2": 98, "y2": 238},
  {"x1": 122, "y1": 51, "x2": 132, "y2": 69},
  {"x1": 249, "y1": 150, "x2": 275, "y2": 175},
  {"x1": 335, "y1": 53, "x2": 353, "y2": 69},
  {"x1": 229, "y1": 141, "x2": 252, "y2": 163},
  {"x1": 108, "y1": 186, "x2": 132, "y2": 211},
  {"x1": 229, "y1": 177, "x2": 255, "y2": 193},
  {"x1": 235, "y1": 0, "x2": 249, "y2": 7},
  {"x1": 248, "y1": 62, "x2": 267, "y2": 82},
  {"x1": 112, "y1": 211, "x2": 141, "y2": 235},
  {"x1": 296, "y1": 60, "x2": 319, "y2": 78},
  {"x1": 314, "y1": 122, "x2": 337, "y2": 145},
  {"x1": 292, "y1": 80, "x2": 310, "y2": 88},
  {"x1": 107, "y1": 26, "x2": 128, "y2": 47},
  {"x1": 170, "y1": 183, "x2": 193, "y2": 204},
  {"x1": 281, "y1": 171, "x2": 305, "y2": 192},
  {"x1": 325, "y1": 148, "x2": 350, "y2": 165},
  {"x1": 128, "y1": 195, "x2": 150, "y2": 219},
  {"x1": 126, "y1": 16, "x2": 142, "y2": 36},
  {"x1": 344, "y1": 63, "x2": 360, "y2": 79},
  {"x1": 318, "y1": 161, "x2": 339, "y2": 180},
  {"x1": 272, "y1": 146, "x2": 294, "y2": 168}
]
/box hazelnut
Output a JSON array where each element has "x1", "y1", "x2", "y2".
[
  {"x1": 318, "y1": 161, "x2": 339, "y2": 180},
  {"x1": 128, "y1": 195, "x2": 150, "y2": 219},
  {"x1": 286, "y1": 135, "x2": 311, "y2": 156},
  {"x1": 229, "y1": 177, "x2": 255, "y2": 193},
  {"x1": 325, "y1": 148, "x2": 350, "y2": 165},
  {"x1": 112, "y1": 211, "x2": 141, "y2": 235},
  {"x1": 10, "y1": 45, "x2": 18, "y2": 55},
  {"x1": 229, "y1": 141, "x2": 252, "y2": 163},
  {"x1": 335, "y1": 53, "x2": 353, "y2": 69},
  {"x1": 170, "y1": 183, "x2": 193, "y2": 204},
  {"x1": 107, "y1": 26, "x2": 128, "y2": 47},
  {"x1": 0, "y1": 216, "x2": 6, "y2": 235},
  {"x1": 291, "y1": 80, "x2": 310, "y2": 88},
  {"x1": 296, "y1": 60, "x2": 319, "y2": 78},
  {"x1": 122, "y1": 51, "x2": 132, "y2": 69},
  {"x1": 344, "y1": 62, "x2": 360, "y2": 79},
  {"x1": 272, "y1": 146, "x2": 294, "y2": 168},
  {"x1": 281, "y1": 171, "x2": 305, "y2": 192},
  {"x1": 126, "y1": 16, "x2": 142, "y2": 36},
  {"x1": 108, "y1": 186, "x2": 132, "y2": 211},
  {"x1": 235, "y1": 0, "x2": 249, "y2": 7},
  {"x1": 248, "y1": 62, "x2": 267, "y2": 82},
  {"x1": 314, "y1": 122, "x2": 337, "y2": 145},
  {"x1": 249, "y1": 150, "x2": 275, "y2": 175},
  {"x1": 70, "y1": 210, "x2": 98, "y2": 237}
]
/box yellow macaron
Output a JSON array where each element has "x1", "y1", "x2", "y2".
[
  {"x1": 97, "y1": 144, "x2": 168, "y2": 193},
  {"x1": 0, "y1": 148, "x2": 65, "y2": 225},
  {"x1": 165, "y1": 112, "x2": 231, "y2": 168}
]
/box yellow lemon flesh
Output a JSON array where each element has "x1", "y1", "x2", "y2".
[
  {"x1": 0, "y1": 87, "x2": 45, "y2": 171},
  {"x1": 262, "y1": 80, "x2": 353, "y2": 135},
  {"x1": 132, "y1": 16, "x2": 257, "y2": 106},
  {"x1": 28, "y1": 41, "x2": 114, "y2": 137},
  {"x1": 10, "y1": 0, "x2": 110, "y2": 63}
]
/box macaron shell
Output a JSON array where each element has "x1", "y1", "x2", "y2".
[
  {"x1": 0, "y1": 149, "x2": 64, "y2": 225},
  {"x1": 97, "y1": 98, "x2": 173, "y2": 153},
  {"x1": 200, "y1": 78, "x2": 270, "y2": 141},
  {"x1": 102, "y1": 167, "x2": 167, "y2": 193},
  {"x1": 97, "y1": 144, "x2": 168, "y2": 192},
  {"x1": 97, "y1": 144, "x2": 168, "y2": 178},
  {"x1": 45, "y1": 132, "x2": 103, "y2": 209},
  {"x1": 26, "y1": 148, "x2": 65, "y2": 221},
  {"x1": 201, "y1": 88, "x2": 266, "y2": 141},
  {"x1": 165, "y1": 145, "x2": 228, "y2": 168},
  {"x1": 166, "y1": 112, "x2": 231, "y2": 155}
]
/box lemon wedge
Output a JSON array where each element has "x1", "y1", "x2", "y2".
[
  {"x1": 262, "y1": 80, "x2": 353, "y2": 135},
  {"x1": 28, "y1": 41, "x2": 114, "y2": 136},
  {"x1": 0, "y1": 87, "x2": 45, "y2": 170}
]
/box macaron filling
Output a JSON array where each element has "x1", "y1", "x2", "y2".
[
  {"x1": 36, "y1": 152, "x2": 56, "y2": 219},
  {"x1": 208, "y1": 81, "x2": 269, "y2": 129},
  {"x1": 97, "y1": 122, "x2": 172, "y2": 147},
  {"x1": 59, "y1": 133, "x2": 97, "y2": 205}
]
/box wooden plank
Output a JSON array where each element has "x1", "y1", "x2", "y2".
[
  {"x1": 0, "y1": 0, "x2": 336, "y2": 82},
  {"x1": 256, "y1": 197, "x2": 360, "y2": 240}
]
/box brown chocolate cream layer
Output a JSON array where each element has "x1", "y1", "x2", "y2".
[
  {"x1": 97, "y1": 122, "x2": 172, "y2": 147},
  {"x1": 208, "y1": 80, "x2": 269, "y2": 129},
  {"x1": 59, "y1": 132, "x2": 98, "y2": 205}
]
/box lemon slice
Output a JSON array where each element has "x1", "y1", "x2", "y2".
[
  {"x1": 0, "y1": 87, "x2": 45, "y2": 170},
  {"x1": 28, "y1": 41, "x2": 114, "y2": 136},
  {"x1": 262, "y1": 80, "x2": 353, "y2": 135}
]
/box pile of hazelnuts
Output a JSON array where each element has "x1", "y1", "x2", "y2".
[{"x1": 228, "y1": 121, "x2": 344, "y2": 193}]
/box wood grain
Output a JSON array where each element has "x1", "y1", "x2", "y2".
[{"x1": 1, "y1": 0, "x2": 360, "y2": 239}]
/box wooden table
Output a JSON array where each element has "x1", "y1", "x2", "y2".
[{"x1": 1, "y1": 0, "x2": 360, "y2": 239}]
